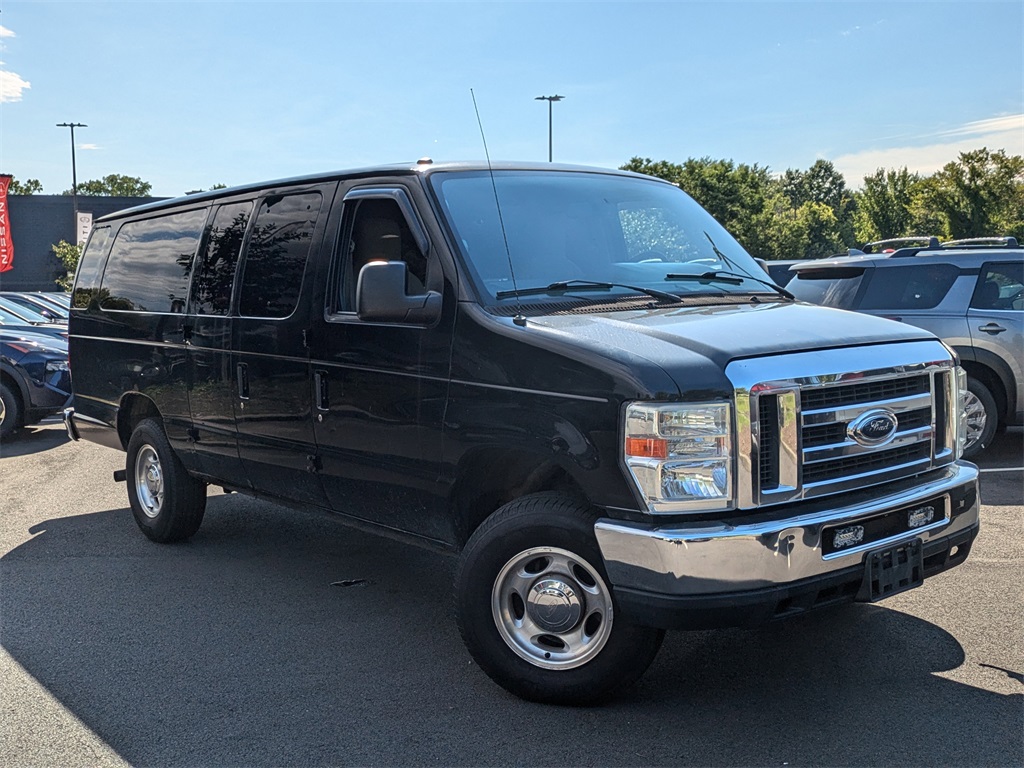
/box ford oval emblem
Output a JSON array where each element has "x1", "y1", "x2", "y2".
[{"x1": 848, "y1": 409, "x2": 899, "y2": 446}]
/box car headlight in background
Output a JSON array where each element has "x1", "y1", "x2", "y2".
[
  {"x1": 623, "y1": 402, "x2": 733, "y2": 513},
  {"x1": 45, "y1": 359, "x2": 70, "y2": 374}
]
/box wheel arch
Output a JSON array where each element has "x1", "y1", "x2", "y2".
[
  {"x1": 117, "y1": 392, "x2": 163, "y2": 449},
  {"x1": 450, "y1": 447, "x2": 589, "y2": 549},
  {"x1": 960, "y1": 351, "x2": 1013, "y2": 423}
]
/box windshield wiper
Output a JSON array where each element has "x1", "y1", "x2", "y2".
[
  {"x1": 665, "y1": 270, "x2": 795, "y2": 301},
  {"x1": 496, "y1": 279, "x2": 680, "y2": 304}
]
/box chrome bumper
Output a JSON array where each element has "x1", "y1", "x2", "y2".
[{"x1": 595, "y1": 462, "x2": 979, "y2": 597}]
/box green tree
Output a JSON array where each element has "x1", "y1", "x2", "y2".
[
  {"x1": 7, "y1": 177, "x2": 43, "y2": 194},
  {"x1": 780, "y1": 159, "x2": 857, "y2": 248},
  {"x1": 51, "y1": 240, "x2": 83, "y2": 291},
  {"x1": 853, "y1": 167, "x2": 922, "y2": 243},
  {"x1": 65, "y1": 174, "x2": 152, "y2": 196},
  {"x1": 916, "y1": 149, "x2": 1024, "y2": 239}
]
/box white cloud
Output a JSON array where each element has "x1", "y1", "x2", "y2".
[
  {"x1": 0, "y1": 26, "x2": 15, "y2": 39},
  {"x1": 833, "y1": 114, "x2": 1024, "y2": 186},
  {"x1": 0, "y1": 69, "x2": 30, "y2": 103},
  {"x1": 79, "y1": 143, "x2": 102, "y2": 150}
]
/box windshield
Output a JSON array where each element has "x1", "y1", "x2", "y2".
[{"x1": 429, "y1": 170, "x2": 770, "y2": 303}]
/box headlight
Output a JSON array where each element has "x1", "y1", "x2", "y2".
[
  {"x1": 623, "y1": 402, "x2": 733, "y2": 513},
  {"x1": 45, "y1": 359, "x2": 70, "y2": 373}
]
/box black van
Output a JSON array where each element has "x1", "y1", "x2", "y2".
[{"x1": 66, "y1": 161, "x2": 980, "y2": 704}]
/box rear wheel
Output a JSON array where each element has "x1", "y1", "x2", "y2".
[
  {"x1": 962, "y1": 378, "x2": 997, "y2": 459},
  {"x1": 126, "y1": 418, "x2": 207, "y2": 542},
  {"x1": 0, "y1": 382, "x2": 21, "y2": 440},
  {"x1": 455, "y1": 492, "x2": 664, "y2": 704}
]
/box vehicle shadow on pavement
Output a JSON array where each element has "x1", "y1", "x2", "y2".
[
  {"x1": 2, "y1": 494, "x2": 1020, "y2": 767},
  {"x1": 0, "y1": 424, "x2": 69, "y2": 458}
]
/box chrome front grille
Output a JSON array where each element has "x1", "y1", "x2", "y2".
[{"x1": 727, "y1": 341, "x2": 959, "y2": 509}]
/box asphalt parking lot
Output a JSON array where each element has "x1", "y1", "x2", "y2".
[{"x1": 1, "y1": 423, "x2": 1021, "y2": 767}]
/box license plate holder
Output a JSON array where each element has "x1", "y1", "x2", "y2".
[{"x1": 859, "y1": 539, "x2": 924, "y2": 602}]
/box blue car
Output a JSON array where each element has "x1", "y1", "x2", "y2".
[{"x1": 0, "y1": 330, "x2": 72, "y2": 439}]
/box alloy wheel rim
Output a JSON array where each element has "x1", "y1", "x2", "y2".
[{"x1": 962, "y1": 390, "x2": 987, "y2": 451}]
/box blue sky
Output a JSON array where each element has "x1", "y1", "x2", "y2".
[{"x1": 1, "y1": 0, "x2": 1022, "y2": 197}]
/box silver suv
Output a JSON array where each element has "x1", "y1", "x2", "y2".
[{"x1": 787, "y1": 237, "x2": 1023, "y2": 457}]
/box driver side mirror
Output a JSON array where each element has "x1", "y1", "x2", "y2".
[{"x1": 356, "y1": 261, "x2": 441, "y2": 324}]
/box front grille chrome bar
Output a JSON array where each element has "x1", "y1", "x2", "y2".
[{"x1": 728, "y1": 340, "x2": 957, "y2": 510}]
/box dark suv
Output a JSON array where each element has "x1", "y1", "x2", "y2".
[{"x1": 788, "y1": 237, "x2": 1023, "y2": 457}]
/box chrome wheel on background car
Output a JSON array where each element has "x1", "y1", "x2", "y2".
[
  {"x1": 963, "y1": 378, "x2": 998, "y2": 459},
  {"x1": 491, "y1": 546, "x2": 614, "y2": 670}
]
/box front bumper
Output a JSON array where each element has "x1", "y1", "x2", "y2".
[{"x1": 594, "y1": 462, "x2": 979, "y2": 628}]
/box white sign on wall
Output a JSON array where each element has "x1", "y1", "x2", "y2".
[{"x1": 76, "y1": 212, "x2": 93, "y2": 246}]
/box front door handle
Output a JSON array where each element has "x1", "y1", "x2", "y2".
[
  {"x1": 236, "y1": 362, "x2": 249, "y2": 399},
  {"x1": 979, "y1": 323, "x2": 1007, "y2": 335}
]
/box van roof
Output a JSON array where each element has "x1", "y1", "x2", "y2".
[{"x1": 94, "y1": 161, "x2": 660, "y2": 223}]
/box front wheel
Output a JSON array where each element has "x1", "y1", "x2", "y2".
[
  {"x1": 454, "y1": 493, "x2": 664, "y2": 704},
  {"x1": 126, "y1": 418, "x2": 207, "y2": 542}
]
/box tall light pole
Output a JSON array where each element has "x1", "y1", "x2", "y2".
[
  {"x1": 56, "y1": 122, "x2": 87, "y2": 221},
  {"x1": 534, "y1": 95, "x2": 564, "y2": 162}
]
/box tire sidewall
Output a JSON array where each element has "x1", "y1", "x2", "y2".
[
  {"x1": 126, "y1": 418, "x2": 204, "y2": 541},
  {"x1": 964, "y1": 378, "x2": 998, "y2": 459}
]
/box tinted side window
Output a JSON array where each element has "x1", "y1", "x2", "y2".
[
  {"x1": 193, "y1": 202, "x2": 253, "y2": 315},
  {"x1": 100, "y1": 209, "x2": 208, "y2": 312},
  {"x1": 971, "y1": 261, "x2": 1023, "y2": 311},
  {"x1": 238, "y1": 193, "x2": 322, "y2": 318},
  {"x1": 858, "y1": 264, "x2": 959, "y2": 310},
  {"x1": 72, "y1": 225, "x2": 112, "y2": 309}
]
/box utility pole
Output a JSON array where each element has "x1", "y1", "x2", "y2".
[{"x1": 534, "y1": 95, "x2": 564, "y2": 162}]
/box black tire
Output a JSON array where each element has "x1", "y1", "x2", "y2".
[
  {"x1": 963, "y1": 378, "x2": 998, "y2": 459},
  {"x1": 454, "y1": 492, "x2": 664, "y2": 705},
  {"x1": 0, "y1": 382, "x2": 21, "y2": 440},
  {"x1": 126, "y1": 418, "x2": 207, "y2": 542}
]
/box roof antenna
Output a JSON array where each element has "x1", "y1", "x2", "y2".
[{"x1": 471, "y1": 88, "x2": 526, "y2": 327}]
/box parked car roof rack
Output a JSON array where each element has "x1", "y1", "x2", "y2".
[
  {"x1": 942, "y1": 236, "x2": 1019, "y2": 249},
  {"x1": 862, "y1": 236, "x2": 940, "y2": 254}
]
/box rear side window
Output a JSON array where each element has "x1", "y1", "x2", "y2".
[
  {"x1": 71, "y1": 226, "x2": 112, "y2": 309},
  {"x1": 971, "y1": 262, "x2": 1023, "y2": 311},
  {"x1": 192, "y1": 202, "x2": 253, "y2": 316},
  {"x1": 858, "y1": 264, "x2": 959, "y2": 310},
  {"x1": 100, "y1": 209, "x2": 208, "y2": 312},
  {"x1": 788, "y1": 267, "x2": 865, "y2": 309},
  {"x1": 238, "y1": 192, "x2": 322, "y2": 318}
]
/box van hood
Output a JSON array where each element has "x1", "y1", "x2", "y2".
[{"x1": 526, "y1": 301, "x2": 936, "y2": 391}]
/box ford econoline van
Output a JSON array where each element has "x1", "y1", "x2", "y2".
[{"x1": 66, "y1": 161, "x2": 979, "y2": 703}]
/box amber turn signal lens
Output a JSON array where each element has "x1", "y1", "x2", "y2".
[{"x1": 625, "y1": 437, "x2": 668, "y2": 459}]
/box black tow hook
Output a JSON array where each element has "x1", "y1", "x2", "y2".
[{"x1": 113, "y1": 469, "x2": 126, "y2": 483}]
